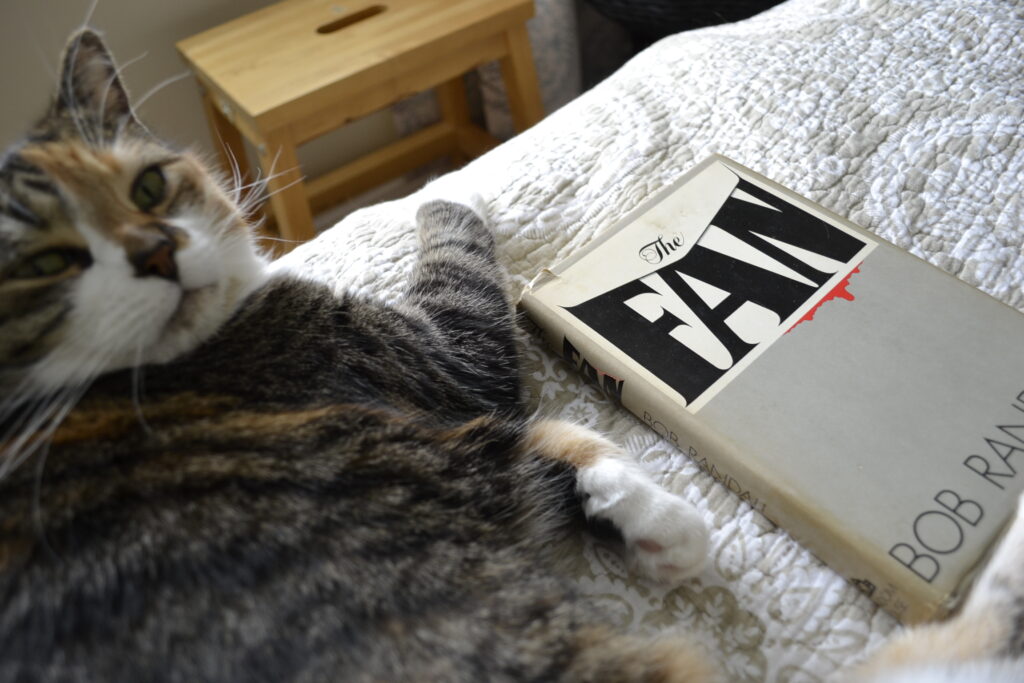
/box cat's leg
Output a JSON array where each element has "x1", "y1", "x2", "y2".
[
  {"x1": 398, "y1": 197, "x2": 523, "y2": 414},
  {"x1": 524, "y1": 418, "x2": 709, "y2": 583},
  {"x1": 849, "y1": 492, "x2": 1024, "y2": 680}
]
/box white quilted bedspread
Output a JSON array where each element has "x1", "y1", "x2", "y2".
[{"x1": 277, "y1": 0, "x2": 1024, "y2": 680}]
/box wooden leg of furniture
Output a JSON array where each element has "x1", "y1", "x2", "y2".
[
  {"x1": 255, "y1": 130, "x2": 316, "y2": 248},
  {"x1": 499, "y1": 24, "x2": 545, "y2": 132},
  {"x1": 437, "y1": 75, "x2": 471, "y2": 165},
  {"x1": 201, "y1": 91, "x2": 252, "y2": 187}
]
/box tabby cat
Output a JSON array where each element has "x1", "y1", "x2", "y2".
[
  {"x1": 1, "y1": 29, "x2": 1022, "y2": 683},
  {"x1": 0, "y1": 29, "x2": 711, "y2": 681}
]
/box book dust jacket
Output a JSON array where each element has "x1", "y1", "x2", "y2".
[{"x1": 519, "y1": 156, "x2": 1024, "y2": 623}]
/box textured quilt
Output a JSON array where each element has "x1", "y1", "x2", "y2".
[{"x1": 276, "y1": 0, "x2": 1024, "y2": 680}]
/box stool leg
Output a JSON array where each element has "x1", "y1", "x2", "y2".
[
  {"x1": 499, "y1": 24, "x2": 544, "y2": 132},
  {"x1": 201, "y1": 91, "x2": 253, "y2": 189},
  {"x1": 437, "y1": 76, "x2": 470, "y2": 165},
  {"x1": 256, "y1": 129, "x2": 316, "y2": 247}
]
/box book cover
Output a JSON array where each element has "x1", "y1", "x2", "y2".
[{"x1": 519, "y1": 155, "x2": 1024, "y2": 623}]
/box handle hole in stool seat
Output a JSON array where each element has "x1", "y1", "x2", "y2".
[{"x1": 317, "y1": 5, "x2": 386, "y2": 34}]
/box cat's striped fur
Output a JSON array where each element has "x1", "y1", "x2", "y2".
[
  {"x1": 0, "y1": 29, "x2": 710, "y2": 681},
  {"x1": 2, "y1": 27, "x2": 1023, "y2": 683}
]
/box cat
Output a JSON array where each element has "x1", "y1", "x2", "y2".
[
  {"x1": 0, "y1": 29, "x2": 712, "y2": 681},
  {"x1": 2, "y1": 27, "x2": 1023, "y2": 683}
]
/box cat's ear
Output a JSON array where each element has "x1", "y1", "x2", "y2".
[{"x1": 53, "y1": 29, "x2": 139, "y2": 131}]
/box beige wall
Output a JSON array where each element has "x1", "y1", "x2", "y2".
[{"x1": 0, "y1": 0, "x2": 397, "y2": 177}]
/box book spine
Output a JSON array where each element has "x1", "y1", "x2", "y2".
[{"x1": 519, "y1": 290, "x2": 949, "y2": 624}]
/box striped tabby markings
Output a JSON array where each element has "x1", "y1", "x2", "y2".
[
  {"x1": 19, "y1": 142, "x2": 140, "y2": 244},
  {"x1": 45, "y1": 396, "x2": 375, "y2": 449},
  {"x1": 523, "y1": 419, "x2": 709, "y2": 583},
  {"x1": 0, "y1": 401, "x2": 359, "y2": 550},
  {"x1": 47, "y1": 392, "x2": 239, "y2": 446}
]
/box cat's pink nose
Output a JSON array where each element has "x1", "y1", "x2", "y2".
[{"x1": 125, "y1": 224, "x2": 179, "y2": 281}]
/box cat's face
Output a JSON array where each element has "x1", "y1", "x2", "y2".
[{"x1": 0, "y1": 30, "x2": 267, "y2": 399}]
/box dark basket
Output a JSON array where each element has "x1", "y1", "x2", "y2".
[{"x1": 584, "y1": 0, "x2": 787, "y2": 43}]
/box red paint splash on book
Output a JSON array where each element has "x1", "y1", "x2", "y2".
[{"x1": 787, "y1": 264, "x2": 862, "y2": 334}]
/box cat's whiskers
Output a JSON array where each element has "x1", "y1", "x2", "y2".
[
  {"x1": 227, "y1": 153, "x2": 244, "y2": 205},
  {"x1": 252, "y1": 172, "x2": 306, "y2": 208},
  {"x1": 207, "y1": 146, "x2": 288, "y2": 224},
  {"x1": 0, "y1": 388, "x2": 56, "y2": 462},
  {"x1": 0, "y1": 369, "x2": 82, "y2": 451},
  {"x1": 131, "y1": 71, "x2": 191, "y2": 117},
  {"x1": 222, "y1": 157, "x2": 307, "y2": 234},
  {"x1": 232, "y1": 144, "x2": 281, "y2": 212},
  {"x1": 233, "y1": 168, "x2": 269, "y2": 219},
  {"x1": 31, "y1": 437, "x2": 61, "y2": 561},
  {"x1": 209, "y1": 130, "x2": 246, "y2": 205},
  {"x1": 0, "y1": 300, "x2": 155, "y2": 481},
  {"x1": 131, "y1": 341, "x2": 152, "y2": 434},
  {"x1": 253, "y1": 234, "x2": 305, "y2": 246},
  {"x1": 26, "y1": 381, "x2": 92, "y2": 471},
  {"x1": 80, "y1": 0, "x2": 100, "y2": 33},
  {"x1": 234, "y1": 167, "x2": 299, "y2": 195},
  {"x1": 237, "y1": 167, "x2": 306, "y2": 220},
  {"x1": 232, "y1": 169, "x2": 270, "y2": 196},
  {"x1": 16, "y1": 380, "x2": 98, "y2": 552},
  {"x1": 0, "y1": 374, "x2": 95, "y2": 481}
]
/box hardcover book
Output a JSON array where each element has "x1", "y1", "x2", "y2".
[{"x1": 518, "y1": 155, "x2": 1024, "y2": 623}]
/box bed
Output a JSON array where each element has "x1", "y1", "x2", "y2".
[{"x1": 274, "y1": 0, "x2": 1024, "y2": 679}]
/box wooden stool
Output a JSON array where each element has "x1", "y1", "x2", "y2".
[{"x1": 177, "y1": 0, "x2": 544, "y2": 249}]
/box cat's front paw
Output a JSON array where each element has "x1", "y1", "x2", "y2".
[
  {"x1": 628, "y1": 497, "x2": 709, "y2": 584},
  {"x1": 581, "y1": 455, "x2": 709, "y2": 584},
  {"x1": 524, "y1": 420, "x2": 709, "y2": 584}
]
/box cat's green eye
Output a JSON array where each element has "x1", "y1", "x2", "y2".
[
  {"x1": 9, "y1": 248, "x2": 91, "y2": 279},
  {"x1": 131, "y1": 165, "x2": 166, "y2": 212}
]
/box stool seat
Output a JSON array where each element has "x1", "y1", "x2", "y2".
[{"x1": 177, "y1": 0, "x2": 543, "y2": 250}]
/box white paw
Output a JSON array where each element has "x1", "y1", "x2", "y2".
[
  {"x1": 581, "y1": 456, "x2": 709, "y2": 584},
  {"x1": 415, "y1": 177, "x2": 489, "y2": 223}
]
